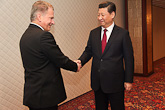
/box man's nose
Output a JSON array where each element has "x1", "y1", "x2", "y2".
[
  {"x1": 98, "y1": 15, "x2": 102, "y2": 20},
  {"x1": 52, "y1": 20, "x2": 55, "y2": 25}
]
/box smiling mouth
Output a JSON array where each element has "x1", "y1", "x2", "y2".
[
  {"x1": 99, "y1": 20, "x2": 104, "y2": 22},
  {"x1": 100, "y1": 21, "x2": 104, "y2": 23}
]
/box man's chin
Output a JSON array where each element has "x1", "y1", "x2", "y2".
[
  {"x1": 99, "y1": 23, "x2": 105, "y2": 26},
  {"x1": 100, "y1": 24, "x2": 105, "y2": 27}
]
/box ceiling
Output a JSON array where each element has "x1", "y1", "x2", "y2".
[{"x1": 152, "y1": 0, "x2": 165, "y2": 8}]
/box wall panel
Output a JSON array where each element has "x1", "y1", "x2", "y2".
[{"x1": 153, "y1": 6, "x2": 165, "y2": 61}]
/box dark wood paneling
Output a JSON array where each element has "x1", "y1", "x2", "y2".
[{"x1": 152, "y1": 0, "x2": 165, "y2": 8}]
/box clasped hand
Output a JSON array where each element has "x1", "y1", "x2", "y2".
[{"x1": 74, "y1": 60, "x2": 82, "y2": 72}]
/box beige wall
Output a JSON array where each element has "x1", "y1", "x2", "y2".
[
  {"x1": 0, "y1": 0, "x2": 125, "y2": 109},
  {"x1": 127, "y1": 0, "x2": 143, "y2": 74},
  {"x1": 153, "y1": 6, "x2": 165, "y2": 61}
]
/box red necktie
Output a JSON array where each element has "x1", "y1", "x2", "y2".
[{"x1": 102, "y1": 29, "x2": 107, "y2": 53}]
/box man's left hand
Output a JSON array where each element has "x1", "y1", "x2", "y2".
[{"x1": 124, "y1": 82, "x2": 132, "y2": 91}]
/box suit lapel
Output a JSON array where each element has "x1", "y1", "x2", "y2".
[
  {"x1": 102, "y1": 25, "x2": 119, "y2": 56},
  {"x1": 94, "y1": 27, "x2": 102, "y2": 57}
]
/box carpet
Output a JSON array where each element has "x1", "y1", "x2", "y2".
[{"x1": 59, "y1": 58, "x2": 165, "y2": 110}]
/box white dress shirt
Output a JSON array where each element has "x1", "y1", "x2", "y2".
[{"x1": 101, "y1": 22, "x2": 115, "y2": 42}]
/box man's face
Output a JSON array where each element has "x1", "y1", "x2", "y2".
[
  {"x1": 40, "y1": 8, "x2": 55, "y2": 31},
  {"x1": 97, "y1": 7, "x2": 115, "y2": 28}
]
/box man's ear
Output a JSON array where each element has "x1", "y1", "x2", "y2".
[
  {"x1": 111, "y1": 11, "x2": 115, "y2": 19},
  {"x1": 37, "y1": 13, "x2": 42, "y2": 22}
]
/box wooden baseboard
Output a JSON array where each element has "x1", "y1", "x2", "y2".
[
  {"x1": 134, "y1": 57, "x2": 164, "y2": 77},
  {"x1": 134, "y1": 71, "x2": 154, "y2": 77},
  {"x1": 153, "y1": 57, "x2": 165, "y2": 65}
]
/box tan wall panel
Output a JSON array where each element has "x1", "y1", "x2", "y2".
[
  {"x1": 153, "y1": 6, "x2": 165, "y2": 61},
  {"x1": 128, "y1": 0, "x2": 143, "y2": 73}
]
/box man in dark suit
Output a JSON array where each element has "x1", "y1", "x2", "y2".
[
  {"x1": 77, "y1": 1, "x2": 134, "y2": 110},
  {"x1": 19, "y1": 1, "x2": 81, "y2": 110}
]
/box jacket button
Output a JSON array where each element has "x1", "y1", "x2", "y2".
[
  {"x1": 101, "y1": 59, "x2": 103, "y2": 61},
  {"x1": 98, "y1": 69, "x2": 100, "y2": 72}
]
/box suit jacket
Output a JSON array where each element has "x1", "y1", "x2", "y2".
[
  {"x1": 20, "y1": 24, "x2": 77, "y2": 108},
  {"x1": 79, "y1": 25, "x2": 134, "y2": 93}
]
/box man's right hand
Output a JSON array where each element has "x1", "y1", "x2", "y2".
[{"x1": 74, "y1": 60, "x2": 82, "y2": 72}]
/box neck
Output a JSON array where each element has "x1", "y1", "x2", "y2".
[
  {"x1": 103, "y1": 21, "x2": 114, "y2": 28},
  {"x1": 31, "y1": 21, "x2": 44, "y2": 31},
  {"x1": 32, "y1": 21, "x2": 40, "y2": 25}
]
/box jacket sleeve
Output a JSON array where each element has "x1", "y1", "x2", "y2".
[
  {"x1": 123, "y1": 31, "x2": 134, "y2": 83},
  {"x1": 40, "y1": 31, "x2": 77, "y2": 72},
  {"x1": 79, "y1": 31, "x2": 93, "y2": 66}
]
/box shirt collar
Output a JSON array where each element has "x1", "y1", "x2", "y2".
[{"x1": 30, "y1": 22, "x2": 44, "y2": 31}]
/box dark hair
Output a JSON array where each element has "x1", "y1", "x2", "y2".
[{"x1": 99, "y1": 1, "x2": 116, "y2": 14}]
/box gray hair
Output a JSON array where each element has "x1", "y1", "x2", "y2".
[{"x1": 30, "y1": 1, "x2": 54, "y2": 21}]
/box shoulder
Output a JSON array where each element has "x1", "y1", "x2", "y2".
[
  {"x1": 40, "y1": 31, "x2": 54, "y2": 42},
  {"x1": 90, "y1": 26, "x2": 101, "y2": 33},
  {"x1": 28, "y1": 24, "x2": 53, "y2": 36},
  {"x1": 42, "y1": 31, "x2": 53, "y2": 36},
  {"x1": 114, "y1": 25, "x2": 129, "y2": 34}
]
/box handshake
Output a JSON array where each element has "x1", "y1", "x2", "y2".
[{"x1": 74, "y1": 60, "x2": 82, "y2": 72}]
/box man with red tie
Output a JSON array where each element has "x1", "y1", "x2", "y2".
[{"x1": 77, "y1": 1, "x2": 134, "y2": 110}]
